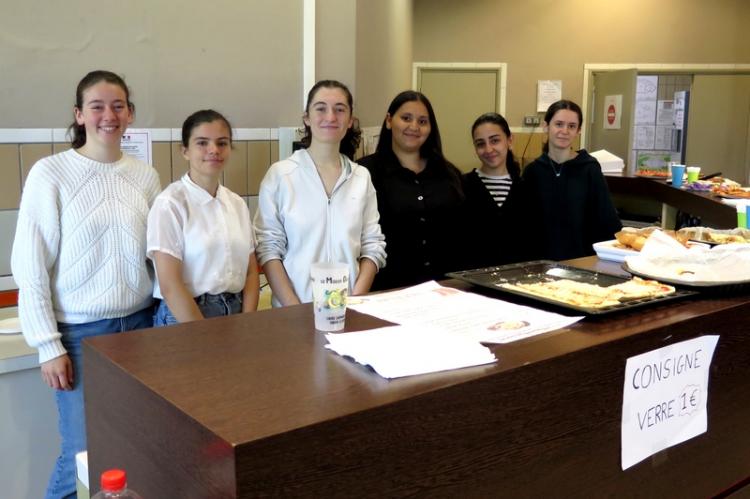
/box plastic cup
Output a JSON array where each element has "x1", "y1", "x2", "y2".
[
  {"x1": 671, "y1": 164, "x2": 686, "y2": 187},
  {"x1": 737, "y1": 203, "x2": 747, "y2": 229},
  {"x1": 687, "y1": 166, "x2": 701, "y2": 183},
  {"x1": 310, "y1": 262, "x2": 349, "y2": 332}
]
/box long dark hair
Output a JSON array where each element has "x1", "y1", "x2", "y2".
[
  {"x1": 181, "y1": 109, "x2": 233, "y2": 148},
  {"x1": 471, "y1": 112, "x2": 520, "y2": 180},
  {"x1": 375, "y1": 90, "x2": 459, "y2": 181},
  {"x1": 542, "y1": 100, "x2": 583, "y2": 154},
  {"x1": 68, "y1": 70, "x2": 134, "y2": 149},
  {"x1": 300, "y1": 79, "x2": 361, "y2": 160}
]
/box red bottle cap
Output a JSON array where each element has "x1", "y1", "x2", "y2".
[{"x1": 101, "y1": 469, "x2": 126, "y2": 491}]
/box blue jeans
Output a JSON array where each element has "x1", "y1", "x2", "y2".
[
  {"x1": 153, "y1": 292, "x2": 243, "y2": 326},
  {"x1": 46, "y1": 306, "x2": 153, "y2": 499}
]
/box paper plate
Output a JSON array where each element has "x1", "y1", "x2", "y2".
[{"x1": 0, "y1": 316, "x2": 22, "y2": 334}]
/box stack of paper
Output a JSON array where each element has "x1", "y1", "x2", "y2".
[
  {"x1": 325, "y1": 325, "x2": 497, "y2": 379},
  {"x1": 591, "y1": 149, "x2": 625, "y2": 173}
]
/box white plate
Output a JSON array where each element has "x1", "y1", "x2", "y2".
[
  {"x1": 594, "y1": 239, "x2": 710, "y2": 263},
  {"x1": 0, "y1": 317, "x2": 21, "y2": 334},
  {"x1": 593, "y1": 240, "x2": 637, "y2": 262}
]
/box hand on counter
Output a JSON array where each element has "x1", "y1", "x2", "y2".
[{"x1": 41, "y1": 354, "x2": 73, "y2": 390}]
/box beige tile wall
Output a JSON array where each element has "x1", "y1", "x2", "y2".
[
  {"x1": 224, "y1": 141, "x2": 249, "y2": 196},
  {"x1": 152, "y1": 143, "x2": 172, "y2": 188},
  {"x1": 0, "y1": 139, "x2": 277, "y2": 210},
  {"x1": 0, "y1": 145, "x2": 20, "y2": 210},
  {"x1": 1, "y1": 136, "x2": 277, "y2": 279},
  {"x1": 20, "y1": 143, "x2": 52, "y2": 186}
]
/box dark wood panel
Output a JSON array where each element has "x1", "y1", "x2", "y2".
[{"x1": 84, "y1": 257, "x2": 750, "y2": 498}]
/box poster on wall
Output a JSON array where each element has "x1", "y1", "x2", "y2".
[
  {"x1": 656, "y1": 100, "x2": 675, "y2": 126},
  {"x1": 537, "y1": 80, "x2": 562, "y2": 112},
  {"x1": 621, "y1": 335, "x2": 719, "y2": 470},
  {"x1": 121, "y1": 129, "x2": 152, "y2": 166},
  {"x1": 603, "y1": 95, "x2": 623, "y2": 129}
]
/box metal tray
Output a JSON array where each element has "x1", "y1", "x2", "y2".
[
  {"x1": 621, "y1": 261, "x2": 750, "y2": 294},
  {"x1": 447, "y1": 260, "x2": 697, "y2": 315}
]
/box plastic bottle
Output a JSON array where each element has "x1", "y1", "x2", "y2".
[{"x1": 91, "y1": 469, "x2": 144, "y2": 499}]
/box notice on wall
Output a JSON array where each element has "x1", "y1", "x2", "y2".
[
  {"x1": 621, "y1": 335, "x2": 719, "y2": 470},
  {"x1": 121, "y1": 129, "x2": 152, "y2": 165},
  {"x1": 537, "y1": 80, "x2": 562, "y2": 112},
  {"x1": 634, "y1": 126, "x2": 656, "y2": 150},
  {"x1": 603, "y1": 95, "x2": 623, "y2": 129},
  {"x1": 635, "y1": 100, "x2": 657, "y2": 125},
  {"x1": 656, "y1": 100, "x2": 675, "y2": 126},
  {"x1": 654, "y1": 126, "x2": 674, "y2": 151},
  {"x1": 637, "y1": 75, "x2": 658, "y2": 101}
]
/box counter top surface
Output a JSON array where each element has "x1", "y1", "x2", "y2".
[
  {"x1": 84, "y1": 257, "x2": 749, "y2": 445},
  {"x1": 0, "y1": 306, "x2": 37, "y2": 373},
  {"x1": 84, "y1": 256, "x2": 750, "y2": 498}
]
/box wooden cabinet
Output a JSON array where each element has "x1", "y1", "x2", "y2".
[{"x1": 84, "y1": 259, "x2": 750, "y2": 498}]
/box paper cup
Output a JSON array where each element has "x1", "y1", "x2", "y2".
[
  {"x1": 687, "y1": 166, "x2": 701, "y2": 183},
  {"x1": 671, "y1": 164, "x2": 686, "y2": 187},
  {"x1": 310, "y1": 262, "x2": 349, "y2": 332},
  {"x1": 737, "y1": 203, "x2": 747, "y2": 229}
]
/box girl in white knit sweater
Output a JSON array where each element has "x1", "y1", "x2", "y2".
[{"x1": 11, "y1": 70, "x2": 161, "y2": 499}]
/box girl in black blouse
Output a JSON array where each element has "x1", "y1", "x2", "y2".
[{"x1": 359, "y1": 91, "x2": 465, "y2": 290}]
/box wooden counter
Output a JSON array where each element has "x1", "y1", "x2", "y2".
[
  {"x1": 84, "y1": 258, "x2": 750, "y2": 498},
  {"x1": 605, "y1": 174, "x2": 735, "y2": 228}
]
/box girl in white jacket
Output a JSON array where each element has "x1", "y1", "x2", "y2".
[{"x1": 254, "y1": 80, "x2": 386, "y2": 307}]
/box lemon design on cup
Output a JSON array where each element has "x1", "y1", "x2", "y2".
[{"x1": 324, "y1": 288, "x2": 347, "y2": 309}]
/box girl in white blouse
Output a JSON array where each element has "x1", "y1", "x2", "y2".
[{"x1": 147, "y1": 110, "x2": 259, "y2": 324}]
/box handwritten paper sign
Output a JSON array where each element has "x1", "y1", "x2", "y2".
[
  {"x1": 621, "y1": 335, "x2": 719, "y2": 470},
  {"x1": 121, "y1": 128, "x2": 152, "y2": 165}
]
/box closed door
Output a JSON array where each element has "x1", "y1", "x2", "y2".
[
  {"x1": 686, "y1": 75, "x2": 750, "y2": 184},
  {"x1": 417, "y1": 68, "x2": 499, "y2": 172}
]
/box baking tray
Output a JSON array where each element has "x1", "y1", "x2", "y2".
[
  {"x1": 622, "y1": 261, "x2": 750, "y2": 294},
  {"x1": 447, "y1": 260, "x2": 697, "y2": 315}
]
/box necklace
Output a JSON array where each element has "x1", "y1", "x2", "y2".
[{"x1": 550, "y1": 160, "x2": 563, "y2": 177}]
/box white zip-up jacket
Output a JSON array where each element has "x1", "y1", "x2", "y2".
[{"x1": 254, "y1": 149, "x2": 387, "y2": 307}]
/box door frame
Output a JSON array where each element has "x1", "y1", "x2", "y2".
[
  {"x1": 581, "y1": 63, "x2": 750, "y2": 148},
  {"x1": 412, "y1": 62, "x2": 508, "y2": 116}
]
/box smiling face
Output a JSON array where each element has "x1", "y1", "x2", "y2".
[
  {"x1": 74, "y1": 81, "x2": 133, "y2": 150},
  {"x1": 544, "y1": 109, "x2": 581, "y2": 152},
  {"x1": 473, "y1": 122, "x2": 513, "y2": 174},
  {"x1": 386, "y1": 100, "x2": 431, "y2": 154},
  {"x1": 182, "y1": 120, "x2": 232, "y2": 181},
  {"x1": 303, "y1": 86, "x2": 353, "y2": 145}
]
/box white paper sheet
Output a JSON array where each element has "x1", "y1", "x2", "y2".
[
  {"x1": 348, "y1": 281, "x2": 583, "y2": 344},
  {"x1": 635, "y1": 100, "x2": 657, "y2": 125},
  {"x1": 656, "y1": 100, "x2": 675, "y2": 126},
  {"x1": 636, "y1": 76, "x2": 658, "y2": 101},
  {"x1": 634, "y1": 126, "x2": 656, "y2": 150},
  {"x1": 537, "y1": 80, "x2": 562, "y2": 112},
  {"x1": 325, "y1": 325, "x2": 497, "y2": 379},
  {"x1": 654, "y1": 126, "x2": 674, "y2": 150},
  {"x1": 121, "y1": 128, "x2": 152, "y2": 165},
  {"x1": 621, "y1": 335, "x2": 719, "y2": 470}
]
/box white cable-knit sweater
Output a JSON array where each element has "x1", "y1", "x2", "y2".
[{"x1": 11, "y1": 149, "x2": 161, "y2": 363}]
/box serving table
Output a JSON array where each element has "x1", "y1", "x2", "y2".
[
  {"x1": 84, "y1": 257, "x2": 750, "y2": 498},
  {"x1": 605, "y1": 174, "x2": 736, "y2": 228}
]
